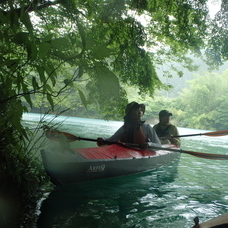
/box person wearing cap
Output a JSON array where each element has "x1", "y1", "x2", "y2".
[
  {"x1": 153, "y1": 110, "x2": 180, "y2": 147},
  {"x1": 97, "y1": 101, "x2": 161, "y2": 149}
]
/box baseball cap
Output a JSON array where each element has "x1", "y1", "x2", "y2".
[{"x1": 159, "y1": 110, "x2": 173, "y2": 117}]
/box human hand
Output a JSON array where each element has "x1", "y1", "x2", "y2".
[
  {"x1": 139, "y1": 143, "x2": 148, "y2": 150},
  {"x1": 166, "y1": 133, "x2": 172, "y2": 140},
  {"x1": 161, "y1": 139, "x2": 171, "y2": 145},
  {"x1": 97, "y1": 137, "x2": 106, "y2": 146},
  {"x1": 170, "y1": 137, "x2": 178, "y2": 145}
]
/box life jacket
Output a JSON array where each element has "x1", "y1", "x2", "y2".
[
  {"x1": 155, "y1": 124, "x2": 171, "y2": 137},
  {"x1": 120, "y1": 124, "x2": 147, "y2": 144}
]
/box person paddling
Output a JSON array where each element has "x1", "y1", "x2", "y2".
[
  {"x1": 153, "y1": 110, "x2": 180, "y2": 147},
  {"x1": 97, "y1": 102, "x2": 161, "y2": 149}
]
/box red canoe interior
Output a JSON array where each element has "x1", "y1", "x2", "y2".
[{"x1": 75, "y1": 144, "x2": 157, "y2": 160}]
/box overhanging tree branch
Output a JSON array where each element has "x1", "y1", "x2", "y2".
[{"x1": 0, "y1": 0, "x2": 58, "y2": 16}]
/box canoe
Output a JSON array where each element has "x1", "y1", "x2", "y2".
[
  {"x1": 193, "y1": 213, "x2": 228, "y2": 228},
  {"x1": 41, "y1": 144, "x2": 180, "y2": 185}
]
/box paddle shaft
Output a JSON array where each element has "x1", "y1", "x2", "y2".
[
  {"x1": 172, "y1": 133, "x2": 205, "y2": 138},
  {"x1": 170, "y1": 130, "x2": 228, "y2": 138},
  {"x1": 150, "y1": 146, "x2": 228, "y2": 159},
  {"x1": 45, "y1": 130, "x2": 228, "y2": 160},
  {"x1": 78, "y1": 137, "x2": 121, "y2": 145},
  {"x1": 78, "y1": 138, "x2": 228, "y2": 160},
  {"x1": 173, "y1": 133, "x2": 227, "y2": 138}
]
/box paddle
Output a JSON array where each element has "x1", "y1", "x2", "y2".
[
  {"x1": 45, "y1": 129, "x2": 141, "y2": 150},
  {"x1": 45, "y1": 130, "x2": 112, "y2": 144},
  {"x1": 171, "y1": 130, "x2": 228, "y2": 138},
  {"x1": 150, "y1": 146, "x2": 228, "y2": 160},
  {"x1": 45, "y1": 129, "x2": 228, "y2": 160}
]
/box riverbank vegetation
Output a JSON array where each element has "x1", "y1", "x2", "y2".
[
  {"x1": 0, "y1": 0, "x2": 227, "y2": 227},
  {"x1": 30, "y1": 69, "x2": 228, "y2": 131}
]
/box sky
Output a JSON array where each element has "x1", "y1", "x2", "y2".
[{"x1": 207, "y1": 0, "x2": 222, "y2": 18}]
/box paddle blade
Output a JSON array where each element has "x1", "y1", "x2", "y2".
[
  {"x1": 203, "y1": 130, "x2": 228, "y2": 137},
  {"x1": 152, "y1": 146, "x2": 228, "y2": 160},
  {"x1": 182, "y1": 150, "x2": 228, "y2": 160},
  {"x1": 46, "y1": 130, "x2": 78, "y2": 142}
]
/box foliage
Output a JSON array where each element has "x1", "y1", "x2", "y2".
[
  {"x1": 205, "y1": 0, "x2": 228, "y2": 68},
  {"x1": 173, "y1": 70, "x2": 228, "y2": 130},
  {"x1": 0, "y1": 113, "x2": 47, "y2": 227}
]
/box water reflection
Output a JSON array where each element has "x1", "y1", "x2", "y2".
[{"x1": 37, "y1": 162, "x2": 179, "y2": 228}]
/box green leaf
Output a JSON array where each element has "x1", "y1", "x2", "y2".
[
  {"x1": 92, "y1": 45, "x2": 112, "y2": 59},
  {"x1": 95, "y1": 66, "x2": 120, "y2": 97},
  {"x1": 24, "y1": 94, "x2": 32, "y2": 108},
  {"x1": 78, "y1": 65, "x2": 84, "y2": 78},
  {"x1": 51, "y1": 37, "x2": 70, "y2": 50},
  {"x1": 44, "y1": 83, "x2": 53, "y2": 93},
  {"x1": 44, "y1": 64, "x2": 56, "y2": 86},
  {"x1": 32, "y1": 77, "x2": 38, "y2": 90},
  {"x1": 78, "y1": 89, "x2": 87, "y2": 109},
  {"x1": 39, "y1": 42, "x2": 51, "y2": 59},
  {"x1": 47, "y1": 94, "x2": 54, "y2": 110},
  {"x1": 11, "y1": 112, "x2": 22, "y2": 129},
  {"x1": 13, "y1": 32, "x2": 29, "y2": 44},
  {"x1": 36, "y1": 66, "x2": 45, "y2": 83},
  {"x1": 26, "y1": 41, "x2": 37, "y2": 61},
  {"x1": 77, "y1": 21, "x2": 86, "y2": 49},
  {"x1": 63, "y1": 79, "x2": 73, "y2": 86},
  {"x1": 16, "y1": 72, "x2": 22, "y2": 92},
  {"x1": 84, "y1": 37, "x2": 94, "y2": 49},
  {"x1": 5, "y1": 59, "x2": 19, "y2": 70},
  {"x1": 9, "y1": 10, "x2": 19, "y2": 29},
  {"x1": 43, "y1": 34, "x2": 53, "y2": 42},
  {"x1": 5, "y1": 75, "x2": 12, "y2": 90},
  {"x1": 22, "y1": 82, "x2": 29, "y2": 93},
  {"x1": 20, "y1": 11, "x2": 33, "y2": 33}
]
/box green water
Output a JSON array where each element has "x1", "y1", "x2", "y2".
[{"x1": 23, "y1": 113, "x2": 228, "y2": 228}]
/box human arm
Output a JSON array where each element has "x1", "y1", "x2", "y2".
[
  {"x1": 142, "y1": 124, "x2": 162, "y2": 149},
  {"x1": 97, "y1": 126, "x2": 124, "y2": 146},
  {"x1": 169, "y1": 125, "x2": 181, "y2": 147},
  {"x1": 107, "y1": 126, "x2": 125, "y2": 142}
]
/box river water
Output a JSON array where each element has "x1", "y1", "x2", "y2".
[{"x1": 22, "y1": 113, "x2": 228, "y2": 228}]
